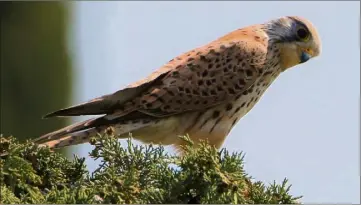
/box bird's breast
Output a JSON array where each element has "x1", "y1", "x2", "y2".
[{"x1": 181, "y1": 66, "x2": 282, "y2": 147}]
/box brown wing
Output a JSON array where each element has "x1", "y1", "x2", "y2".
[
  {"x1": 43, "y1": 70, "x2": 171, "y2": 118},
  {"x1": 107, "y1": 39, "x2": 268, "y2": 119}
]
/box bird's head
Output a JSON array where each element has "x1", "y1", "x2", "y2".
[{"x1": 264, "y1": 16, "x2": 321, "y2": 71}]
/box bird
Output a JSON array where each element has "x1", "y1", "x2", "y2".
[{"x1": 33, "y1": 16, "x2": 321, "y2": 151}]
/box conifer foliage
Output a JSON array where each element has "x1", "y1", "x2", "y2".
[{"x1": 0, "y1": 130, "x2": 301, "y2": 204}]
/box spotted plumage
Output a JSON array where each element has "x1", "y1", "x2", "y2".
[{"x1": 34, "y1": 16, "x2": 321, "y2": 151}]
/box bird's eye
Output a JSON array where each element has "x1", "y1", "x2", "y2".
[{"x1": 296, "y1": 28, "x2": 310, "y2": 41}]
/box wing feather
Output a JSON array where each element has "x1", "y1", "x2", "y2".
[
  {"x1": 43, "y1": 70, "x2": 171, "y2": 118},
  {"x1": 117, "y1": 39, "x2": 268, "y2": 118}
]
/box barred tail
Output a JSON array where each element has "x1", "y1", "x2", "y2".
[
  {"x1": 36, "y1": 117, "x2": 156, "y2": 149},
  {"x1": 40, "y1": 127, "x2": 103, "y2": 149}
]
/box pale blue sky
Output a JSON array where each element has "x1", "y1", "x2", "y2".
[{"x1": 67, "y1": 1, "x2": 360, "y2": 203}]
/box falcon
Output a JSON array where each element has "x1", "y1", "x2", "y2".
[{"x1": 34, "y1": 16, "x2": 321, "y2": 150}]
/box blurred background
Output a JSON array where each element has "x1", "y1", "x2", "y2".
[
  {"x1": 0, "y1": 1, "x2": 359, "y2": 203},
  {"x1": 1, "y1": 2, "x2": 72, "y2": 141}
]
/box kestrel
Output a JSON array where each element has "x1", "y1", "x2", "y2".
[{"x1": 34, "y1": 16, "x2": 321, "y2": 151}]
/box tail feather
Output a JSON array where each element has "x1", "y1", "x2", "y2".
[
  {"x1": 33, "y1": 117, "x2": 106, "y2": 144},
  {"x1": 35, "y1": 116, "x2": 156, "y2": 149},
  {"x1": 41, "y1": 128, "x2": 101, "y2": 149}
]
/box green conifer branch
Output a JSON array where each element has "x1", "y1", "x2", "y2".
[{"x1": 0, "y1": 132, "x2": 302, "y2": 204}]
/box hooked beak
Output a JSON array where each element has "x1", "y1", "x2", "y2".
[{"x1": 300, "y1": 48, "x2": 314, "y2": 64}]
